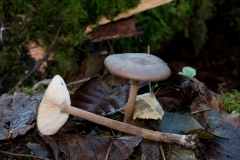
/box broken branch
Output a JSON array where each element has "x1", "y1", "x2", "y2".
[{"x1": 7, "y1": 19, "x2": 65, "y2": 94}]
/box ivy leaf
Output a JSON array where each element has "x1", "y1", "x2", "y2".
[
  {"x1": 42, "y1": 134, "x2": 142, "y2": 160},
  {"x1": 132, "y1": 92, "x2": 165, "y2": 120},
  {"x1": 71, "y1": 75, "x2": 127, "y2": 116},
  {"x1": 0, "y1": 93, "x2": 39, "y2": 140}
]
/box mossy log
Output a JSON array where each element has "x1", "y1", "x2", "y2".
[{"x1": 85, "y1": 0, "x2": 173, "y2": 33}]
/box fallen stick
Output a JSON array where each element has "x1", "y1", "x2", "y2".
[
  {"x1": 0, "y1": 149, "x2": 49, "y2": 160},
  {"x1": 32, "y1": 77, "x2": 90, "y2": 90}
]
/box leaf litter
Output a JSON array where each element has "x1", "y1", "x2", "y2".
[
  {"x1": 0, "y1": 73, "x2": 239, "y2": 159},
  {"x1": 128, "y1": 92, "x2": 164, "y2": 120},
  {"x1": 0, "y1": 92, "x2": 40, "y2": 140},
  {"x1": 41, "y1": 134, "x2": 142, "y2": 160},
  {"x1": 71, "y1": 75, "x2": 128, "y2": 117}
]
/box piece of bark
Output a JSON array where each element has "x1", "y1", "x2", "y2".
[
  {"x1": 88, "y1": 17, "x2": 142, "y2": 43},
  {"x1": 85, "y1": 0, "x2": 173, "y2": 33}
]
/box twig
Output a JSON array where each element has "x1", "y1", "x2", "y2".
[
  {"x1": 190, "y1": 108, "x2": 211, "y2": 115},
  {"x1": 147, "y1": 45, "x2": 152, "y2": 92},
  {"x1": 107, "y1": 40, "x2": 115, "y2": 55},
  {"x1": 66, "y1": 77, "x2": 91, "y2": 88},
  {"x1": 32, "y1": 77, "x2": 91, "y2": 90},
  {"x1": 159, "y1": 143, "x2": 166, "y2": 160},
  {"x1": 7, "y1": 19, "x2": 65, "y2": 94},
  {"x1": 105, "y1": 138, "x2": 114, "y2": 160},
  {"x1": 0, "y1": 149, "x2": 49, "y2": 160},
  {"x1": 32, "y1": 79, "x2": 52, "y2": 90}
]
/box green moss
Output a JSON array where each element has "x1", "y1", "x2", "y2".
[
  {"x1": 96, "y1": 127, "x2": 112, "y2": 137},
  {"x1": 20, "y1": 86, "x2": 45, "y2": 95},
  {"x1": 116, "y1": 0, "x2": 214, "y2": 54},
  {"x1": 0, "y1": 0, "x2": 140, "y2": 93},
  {"x1": 221, "y1": 89, "x2": 240, "y2": 113},
  {"x1": 17, "y1": 147, "x2": 31, "y2": 155},
  {"x1": 108, "y1": 113, "x2": 124, "y2": 122}
]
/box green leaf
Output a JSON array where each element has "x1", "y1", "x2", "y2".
[{"x1": 178, "y1": 66, "x2": 196, "y2": 77}]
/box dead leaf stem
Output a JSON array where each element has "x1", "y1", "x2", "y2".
[
  {"x1": 159, "y1": 143, "x2": 166, "y2": 160},
  {"x1": 105, "y1": 139, "x2": 114, "y2": 160},
  {"x1": 0, "y1": 149, "x2": 49, "y2": 160}
]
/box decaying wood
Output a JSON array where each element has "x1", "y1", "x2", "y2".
[
  {"x1": 85, "y1": 0, "x2": 173, "y2": 33},
  {"x1": 88, "y1": 17, "x2": 142, "y2": 43}
]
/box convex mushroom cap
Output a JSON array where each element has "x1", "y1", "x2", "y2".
[
  {"x1": 104, "y1": 53, "x2": 171, "y2": 82},
  {"x1": 37, "y1": 75, "x2": 70, "y2": 135}
]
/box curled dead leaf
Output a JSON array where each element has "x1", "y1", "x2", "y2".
[{"x1": 132, "y1": 92, "x2": 165, "y2": 120}]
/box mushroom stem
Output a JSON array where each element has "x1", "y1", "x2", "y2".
[
  {"x1": 123, "y1": 80, "x2": 139, "y2": 122},
  {"x1": 61, "y1": 104, "x2": 197, "y2": 149}
]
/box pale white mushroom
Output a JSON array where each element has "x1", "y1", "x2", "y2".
[
  {"x1": 37, "y1": 75, "x2": 70, "y2": 135},
  {"x1": 36, "y1": 75, "x2": 197, "y2": 148}
]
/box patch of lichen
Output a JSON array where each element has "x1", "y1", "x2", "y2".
[{"x1": 221, "y1": 89, "x2": 240, "y2": 113}]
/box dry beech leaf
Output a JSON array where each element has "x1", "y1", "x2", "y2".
[
  {"x1": 26, "y1": 142, "x2": 49, "y2": 158},
  {"x1": 155, "y1": 73, "x2": 223, "y2": 112},
  {"x1": 42, "y1": 134, "x2": 142, "y2": 160},
  {"x1": 71, "y1": 75, "x2": 127, "y2": 116},
  {"x1": 136, "y1": 139, "x2": 160, "y2": 159},
  {"x1": 207, "y1": 112, "x2": 240, "y2": 159},
  {"x1": 151, "y1": 112, "x2": 227, "y2": 140},
  {"x1": 155, "y1": 73, "x2": 200, "y2": 111},
  {"x1": 131, "y1": 92, "x2": 165, "y2": 120},
  {"x1": 166, "y1": 145, "x2": 198, "y2": 160},
  {"x1": 0, "y1": 93, "x2": 39, "y2": 140}
]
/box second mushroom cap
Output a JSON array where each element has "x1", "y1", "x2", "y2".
[{"x1": 104, "y1": 53, "x2": 171, "y2": 82}]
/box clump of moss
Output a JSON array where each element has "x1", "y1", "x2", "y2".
[
  {"x1": 116, "y1": 0, "x2": 214, "y2": 54},
  {"x1": 96, "y1": 127, "x2": 112, "y2": 137},
  {"x1": 20, "y1": 86, "x2": 45, "y2": 95},
  {"x1": 221, "y1": 89, "x2": 240, "y2": 113},
  {"x1": 0, "y1": 0, "x2": 140, "y2": 93}
]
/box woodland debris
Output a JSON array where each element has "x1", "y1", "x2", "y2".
[
  {"x1": 85, "y1": 0, "x2": 173, "y2": 33},
  {"x1": 88, "y1": 17, "x2": 142, "y2": 43}
]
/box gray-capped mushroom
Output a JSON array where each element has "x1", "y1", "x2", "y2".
[
  {"x1": 104, "y1": 53, "x2": 171, "y2": 122},
  {"x1": 36, "y1": 75, "x2": 197, "y2": 149}
]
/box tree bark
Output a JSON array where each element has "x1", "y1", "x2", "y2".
[{"x1": 85, "y1": 0, "x2": 173, "y2": 33}]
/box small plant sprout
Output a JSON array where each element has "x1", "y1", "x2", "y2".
[
  {"x1": 178, "y1": 66, "x2": 196, "y2": 77},
  {"x1": 147, "y1": 46, "x2": 152, "y2": 92}
]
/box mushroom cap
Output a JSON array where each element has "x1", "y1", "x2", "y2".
[
  {"x1": 104, "y1": 53, "x2": 171, "y2": 82},
  {"x1": 37, "y1": 75, "x2": 70, "y2": 135}
]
